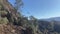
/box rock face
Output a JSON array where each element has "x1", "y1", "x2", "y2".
[
  {"x1": 0, "y1": 24, "x2": 33, "y2": 34},
  {"x1": 0, "y1": 24, "x2": 20, "y2": 34},
  {"x1": 0, "y1": 24, "x2": 28, "y2": 34}
]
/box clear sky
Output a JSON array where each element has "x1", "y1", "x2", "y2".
[{"x1": 8, "y1": 0, "x2": 60, "y2": 19}]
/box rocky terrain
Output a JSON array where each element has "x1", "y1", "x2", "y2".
[
  {"x1": 0, "y1": 0, "x2": 34, "y2": 34},
  {"x1": 0, "y1": 0, "x2": 60, "y2": 34}
]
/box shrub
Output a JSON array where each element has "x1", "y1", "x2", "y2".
[
  {"x1": 0, "y1": 17, "x2": 9, "y2": 24},
  {"x1": 0, "y1": 5, "x2": 2, "y2": 10},
  {"x1": 0, "y1": 10, "x2": 8, "y2": 15}
]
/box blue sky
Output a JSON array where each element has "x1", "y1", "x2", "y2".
[{"x1": 8, "y1": 0, "x2": 60, "y2": 19}]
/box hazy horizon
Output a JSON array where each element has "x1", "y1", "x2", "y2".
[{"x1": 8, "y1": 0, "x2": 60, "y2": 19}]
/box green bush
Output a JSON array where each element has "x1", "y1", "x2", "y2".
[
  {"x1": 0, "y1": 5, "x2": 2, "y2": 10},
  {"x1": 0, "y1": 17, "x2": 9, "y2": 24},
  {"x1": 0, "y1": 4, "x2": 2, "y2": 10},
  {"x1": 0, "y1": 10, "x2": 8, "y2": 15}
]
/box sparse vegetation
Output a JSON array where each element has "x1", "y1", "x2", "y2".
[{"x1": 0, "y1": 0, "x2": 60, "y2": 34}]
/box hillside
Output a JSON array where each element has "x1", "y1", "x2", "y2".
[
  {"x1": 0, "y1": 0, "x2": 34, "y2": 34},
  {"x1": 0, "y1": 0, "x2": 60, "y2": 34}
]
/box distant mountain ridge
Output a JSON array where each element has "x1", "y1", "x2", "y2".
[
  {"x1": 40, "y1": 17, "x2": 60, "y2": 21},
  {"x1": 38, "y1": 17, "x2": 60, "y2": 33}
]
